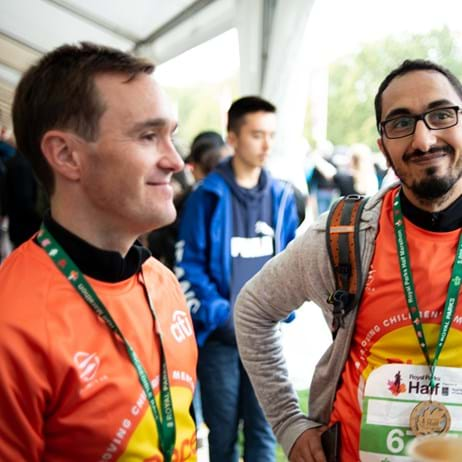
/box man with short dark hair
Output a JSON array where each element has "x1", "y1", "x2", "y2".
[
  {"x1": 176, "y1": 96, "x2": 299, "y2": 461},
  {"x1": 235, "y1": 59, "x2": 462, "y2": 461},
  {"x1": 0, "y1": 42, "x2": 197, "y2": 461}
]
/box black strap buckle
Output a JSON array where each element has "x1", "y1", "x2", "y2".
[{"x1": 327, "y1": 289, "x2": 352, "y2": 333}]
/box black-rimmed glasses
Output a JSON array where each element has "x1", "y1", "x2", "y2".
[{"x1": 379, "y1": 106, "x2": 462, "y2": 139}]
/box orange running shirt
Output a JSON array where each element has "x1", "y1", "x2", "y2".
[
  {"x1": 330, "y1": 187, "x2": 462, "y2": 460},
  {"x1": 0, "y1": 239, "x2": 198, "y2": 462}
]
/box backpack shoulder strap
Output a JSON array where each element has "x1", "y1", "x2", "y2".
[{"x1": 326, "y1": 194, "x2": 368, "y2": 337}]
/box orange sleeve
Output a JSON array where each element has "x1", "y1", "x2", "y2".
[
  {"x1": 0, "y1": 245, "x2": 54, "y2": 461},
  {"x1": 0, "y1": 320, "x2": 50, "y2": 461}
]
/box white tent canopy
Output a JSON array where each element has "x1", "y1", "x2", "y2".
[
  {"x1": 1, "y1": 0, "x2": 316, "y2": 187},
  {"x1": 0, "y1": 0, "x2": 217, "y2": 129}
]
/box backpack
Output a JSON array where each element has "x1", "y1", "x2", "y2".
[{"x1": 326, "y1": 194, "x2": 368, "y2": 338}]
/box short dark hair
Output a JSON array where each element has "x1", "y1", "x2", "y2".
[
  {"x1": 189, "y1": 131, "x2": 225, "y2": 163},
  {"x1": 374, "y1": 59, "x2": 462, "y2": 132},
  {"x1": 227, "y1": 96, "x2": 276, "y2": 133},
  {"x1": 198, "y1": 147, "x2": 225, "y2": 175},
  {"x1": 12, "y1": 41, "x2": 154, "y2": 194},
  {"x1": 191, "y1": 131, "x2": 224, "y2": 150}
]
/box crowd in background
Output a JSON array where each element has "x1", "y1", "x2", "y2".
[
  {"x1": 305, "y1": 140, "x2": 389, "y2": 216},
  {"x1": 0, "y1": 124, "x2": 394, "y2": 265}
]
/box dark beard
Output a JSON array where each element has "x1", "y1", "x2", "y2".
[
  {"x1": 410, "y1": 168, "x2": 459, "y2": 200},
  {"x1": 383, "y1": 144, "x2": 462, "y2": 201}
]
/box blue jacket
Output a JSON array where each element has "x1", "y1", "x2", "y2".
[{"x1": 175, "y1": 166, "x2": 299, "y2": 347}]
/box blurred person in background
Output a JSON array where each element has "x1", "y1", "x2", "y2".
[
  {"x1": 176, "y1": 96, "x2": 299, "y2": 462},
  {"x1": 305, "y1": 140, "x2": 338, "y2": 215},
  {"x1": 1, "y1": 129, "x2": 44, "y2": 258},
  {"x1": 0, "y1": 128, "x2": 13, "y2": 261},
  {"x1": 348, "y1": 143, "x2": 379, "y2": 195},
  {"x1": 332, "y1": 143, "x2": 379, "y2": 197},
  {"x1": 4, "y1": 146, "x2": 43, "y2": 248},
  {"x1": 187, "y1": 130, "x2": 229, "y2": 181}
]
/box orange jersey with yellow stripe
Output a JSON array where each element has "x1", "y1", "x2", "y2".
[
  {"x1": 0, "y1": 239, "x2": 197, "y2": 462},
  {"x1": 330, "y1": 188, "x2": 462, "y2": 460}
]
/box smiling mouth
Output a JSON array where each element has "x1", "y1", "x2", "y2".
[
  {"x1": 404, "y1": 145, "x2": 454, "y2": 164},
  {"x1": 410, "y1": 152, "x2": 448, "y2": 164},
  {"x1": 146, "y1": 180, "x2": 170, "y2": 186}
]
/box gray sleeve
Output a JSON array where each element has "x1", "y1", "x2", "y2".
[{"x1": 234, "y1": 224, "x2": 334, "y2": 457}]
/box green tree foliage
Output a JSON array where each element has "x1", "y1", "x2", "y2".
[
  {"x1": 326, "y1": 27, "x2": 462, "y2": 148},
  {"x1": 164, "y1": 78, "x2": 238, "y2": 155}
]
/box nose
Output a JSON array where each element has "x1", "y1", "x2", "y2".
[
  {"x1": 264, "y1": 134, "x2": 273, "y2": 151},
  {"x1": 160, "y1": 140, "x2": 184, "y2": 173},
  {"x1": 409, "y1": 119, "x2": 437, "y2": 153}
]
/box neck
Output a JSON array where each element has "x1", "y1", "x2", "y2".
[
  {"x1": 231, "y1": 156, "x2": 261, "y2": 188},
  {"x1": 50, "y1": 197, "x2": 136, "y2": 258},
  {"x1": 402, "y1": 180, "x2": 462, "y2": 213}
]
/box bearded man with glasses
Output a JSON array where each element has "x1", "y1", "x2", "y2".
[{"x1": 234, "y1": 59, "x2": 462, "y2": 461}]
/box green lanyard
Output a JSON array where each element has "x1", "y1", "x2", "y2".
[
  {"x1": 37, "y1": 225, "x2": 176, "y2": 461},
  {"x1": 393, "y1": 193, "x2": 462, "y2": 390}
]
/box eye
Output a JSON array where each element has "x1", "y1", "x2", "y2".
[
  {"x1": 390, "y1": 117, "x2": 413, "y2": 130},
  {"x1": 141, "y1": 132, "x2": 157, "y2": 141},
  {"x1": 427, "y1": 108, "x2": 458, "y2": 128},
  {"x1": 429, "y1": 109, "x2": 455, "y2": 121}
]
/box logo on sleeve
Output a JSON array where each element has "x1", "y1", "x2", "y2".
[{"x1": 170, "y1": 310, "x2": 193, "y2": 343}]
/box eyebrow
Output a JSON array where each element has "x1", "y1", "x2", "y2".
[
  {"x1": 384, "y1": 99, "x2": 456, "y2": 120},
  {"x1": 427, "y1": 99, "x2": 455, "y2": 109},
  {"x1": 250, "y1": 129, "x2": 274, "y2": 134},
  {"x1": 129, "y1": 118, "x2": 177, "y2": 134}
]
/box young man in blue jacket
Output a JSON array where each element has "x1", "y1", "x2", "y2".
[{"x1": 175, "y1": 96, "x2": 299, "y2": 461}]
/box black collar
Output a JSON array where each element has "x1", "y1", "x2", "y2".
[
  {"x1": 400, "y1": 189, "x2": 462, "y2": 232},
  {"x1": 36, "y1": 212, "x2": 151, "y2": 282}
]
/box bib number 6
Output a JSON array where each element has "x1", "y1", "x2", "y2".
[{"x1": 386, "y1": 428, "x2": 405, "y2": 454}]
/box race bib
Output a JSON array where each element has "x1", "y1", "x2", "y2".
[{"x1": 359, "y1": 364, "x2": 462, "y2": 461}]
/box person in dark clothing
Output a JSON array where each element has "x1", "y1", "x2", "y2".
[
  {"x1": 0, "y1": 138, "x2": 17, "y2": 220},
  {"x1": 175, "y1": 97, "x2": 299, "y2": 462},
  {"x1": 0, "y1": 142, "x2": 9, "y2": 261},
  {"x1": 0, "y1": 141, "x2": 9, "y2": 219},
  {"x1": 5, "y1": 150, "x2": 43, "y2": 247}
]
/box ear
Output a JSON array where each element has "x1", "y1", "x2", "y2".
[
  {"x1": 40, "y1": 130, "x2": 82, "y2": 182},
  {"x1": 227, "y1": 131, "x2": 237, "y2": 150},
  {"x1": 377, "y1": 137, "x2": 391, "y2": 167},
  {"x1": 377, "y1": 137, "x2": 384, "y2": 154}
]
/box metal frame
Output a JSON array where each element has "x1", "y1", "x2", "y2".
[{"x1": 133, "y1": 0, "x2": 218, "y2": 51}]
